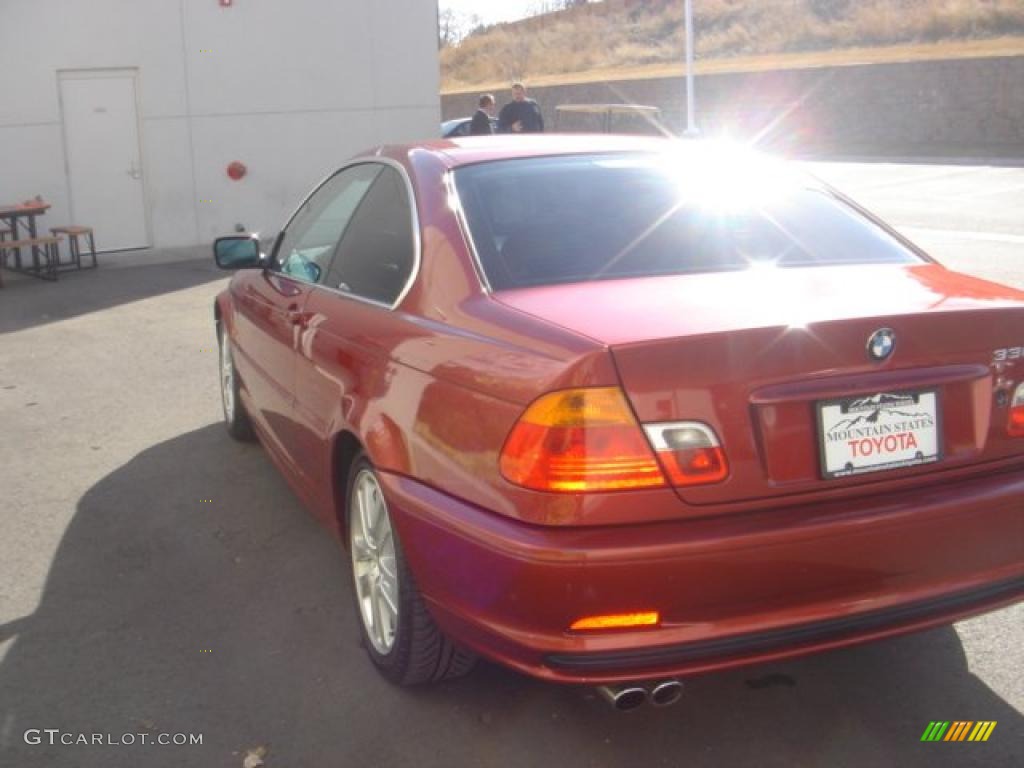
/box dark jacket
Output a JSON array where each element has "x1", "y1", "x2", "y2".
[
  {"x1": 497, "y1": 98, "x2": 544, "y2": 133},
  {"x1": 469, "y1": 109, "x2": 493, "y2": 135}
]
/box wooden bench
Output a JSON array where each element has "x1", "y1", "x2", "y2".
[
  {"x1": 50, "y1": 225, "x2": 97, "y2": 270},
  {"x1": 0, "y1": 236, "x2": 61, "y2": 281}
]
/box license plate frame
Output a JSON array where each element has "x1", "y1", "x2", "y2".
[{"x1": 817, "y1": 389, "x2": 942, "y2": 479}]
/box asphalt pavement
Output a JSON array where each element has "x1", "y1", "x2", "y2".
[{"x1": 0, "y1": 161, "x2": 1021, "y2": 768}]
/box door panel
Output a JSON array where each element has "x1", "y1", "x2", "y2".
[
  {"x1": 292, "y1": 166, "x2": 418, "y2": 509},
  {"x1": 295, "y1": 290, "x2": 398, "y2": 522},
  {"x1": 232, "y1": 163, "x2": 385, "y2": 493},
  {"x1": 59, "y1": 71, "x2": 149, "y2": 251},
  {"x1": 231, "y1": 271, "x2": 314, "y2": 471}
]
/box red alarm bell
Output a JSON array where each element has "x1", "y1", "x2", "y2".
[{"x1": 227, "y1": 161, "x2": 247, "y2": 181}]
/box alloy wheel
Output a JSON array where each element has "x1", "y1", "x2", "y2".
[
  {"x1": 219, "y1": 328, "x2": 235, "y2": 422},
  {"x1": 350, "y1": 469, "x2": 399, "y2": 654}
]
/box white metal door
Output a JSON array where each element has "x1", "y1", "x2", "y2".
[{"x1": 59, "y1": 71, "x2": 149, "y2": 251}]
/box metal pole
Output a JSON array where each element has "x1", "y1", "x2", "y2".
[{"x1": 684, "y1": 0, "x2": 698, "y2": 135}]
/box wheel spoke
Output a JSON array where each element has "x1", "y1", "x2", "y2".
[
  {"x1": 371, "y1": 497, "x2": 389, "y2": 544},
  {"x1": 351, "y1": 534, "x2": 373, "y2": 563},
  {"x1": 367, "y1": 485, "x2": 382, "y2": 542},
  {"x1": 370, "y1": 580, "x2": 385, "y2": 644},
  {"x1": 379, "y1": 574, "x2": 398, "y2": 617},
  {"x1": 358, "y1": 481, "x2": 376, "y2": 550},
  {"x1": 357, "y1": 570, "x2": 373, "y2": 598},
  {"x1": 380, "y1": 597, "x2": 396, "y2": 643},
  {"x1": 378, "y1": 553, "x2": 397, "y2": 579}
]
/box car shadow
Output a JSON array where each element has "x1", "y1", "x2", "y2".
[
  {"x1": 0, "y1": 258, "x2": 224, "y2": 336},
  {"x1": 0, "y1": 424, "x2": 1020, "y2": 767}
]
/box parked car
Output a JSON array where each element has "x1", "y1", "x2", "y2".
[
  {"x1": 442, "y1": 116, "x2": 497, "y2": 137},
  {"x1": 213, "y1": 135, "x2": 1024, "y2": 709}
]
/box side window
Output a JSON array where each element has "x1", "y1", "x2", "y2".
[
  {"x1": 324, "y1": 167, "x2": 416, "y2": 305},
  {"x1": 275, "y1": 164, "x2": 382, "y2": 284}
]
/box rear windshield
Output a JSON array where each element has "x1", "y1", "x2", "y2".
[{"x1": 453, "y1": 152, "x2": 923, "y2": 291}]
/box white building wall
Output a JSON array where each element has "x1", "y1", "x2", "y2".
[{"x1": 0, "y1": 0, "x2": 440, "y2": 249}]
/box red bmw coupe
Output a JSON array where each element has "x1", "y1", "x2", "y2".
[{"x1": 213, "y1": 136, "x2": 1024, "y2": 708}]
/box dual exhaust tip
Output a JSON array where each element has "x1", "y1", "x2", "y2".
[{"x1": 597, "y1": 679, "x2": 683, "y2": 711}]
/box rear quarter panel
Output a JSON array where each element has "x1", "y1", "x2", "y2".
[{"x1": 296, "y1": 147, "x2": 660, "y2": 529}]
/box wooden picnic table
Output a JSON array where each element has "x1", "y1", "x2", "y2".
[{"x1": 0, "y1": 200, "x2": 51, "y2": 267}]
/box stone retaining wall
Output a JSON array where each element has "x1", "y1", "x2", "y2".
[{"x1": 442, "y1": 56, "x2": 1024, "y2": 158}]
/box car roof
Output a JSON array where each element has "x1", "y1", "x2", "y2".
[{"x1": 378, "y1": 133, "x2": 688, "y2": 170}]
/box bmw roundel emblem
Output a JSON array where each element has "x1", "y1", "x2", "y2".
[{"x1": 867, "y1": 328, "x2": 896, "y2": 361}]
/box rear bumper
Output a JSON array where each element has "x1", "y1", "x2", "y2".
[
  {"x1": 544, "y1": 576, "x2": 1023, "y2": 673},
  {"x1": 381, "y1": 467, "x2": 1024, "y2": 684}
]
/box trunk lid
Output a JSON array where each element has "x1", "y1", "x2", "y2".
[{"x1": 495, "y1": 263, "x2": 1024, "y2": 507}]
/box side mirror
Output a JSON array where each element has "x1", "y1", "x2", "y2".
[{"x1": 214, "y1": 235, "x2": 264, "y2": 270}]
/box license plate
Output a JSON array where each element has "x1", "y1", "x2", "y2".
[{"x1": 817, "y1": 390, "x2": 940, "y2": 479}]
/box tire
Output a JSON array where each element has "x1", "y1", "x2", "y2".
[
  {"x1": 217, "y1": 322, "x2": 255, "y2": 441},
  {"x1": 347, "y1": 455, "x2": 476, "y2": 685}
]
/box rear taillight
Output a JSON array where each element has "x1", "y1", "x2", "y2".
[
  {"x1": 500, "y1": 388, "x2": 730, "y2": 492},
  {"x1": 499, "y1": 387, "x2": 666, "y2": 492},
  {"x1": 1009, "y1": 383, "x2": 1024, "y2": 437},
  {"x1": 643, "y1": 422, "x2": 729, "y2": 486}
]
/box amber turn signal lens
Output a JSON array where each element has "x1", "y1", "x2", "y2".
[
  {"x1": 1009, "y1": 383, "x2": 1024, "y2": 437},
  {"x1": 499, "y1": 387, "x2": 666, "y2": 492},
  {"x1": 570, "y1": 611, "x2": 660, "y2": 631}
]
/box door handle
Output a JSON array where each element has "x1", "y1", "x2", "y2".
[{"x1": 286, "y1": 308, "x2": 308, "y2": 328}]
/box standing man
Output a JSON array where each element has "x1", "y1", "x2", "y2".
[
  {"x1": 498, "y1": 83, "x2": 544, "y2": 134},
  {"x1": 470, "y1": 94, "x2": 495, "y2": 135}
]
